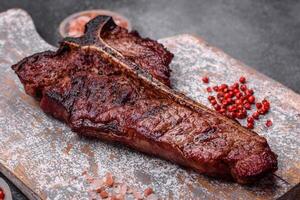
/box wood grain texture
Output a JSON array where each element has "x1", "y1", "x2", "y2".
[{"x1": 0, "y1": 9, "x2": 299, "y2": 199}]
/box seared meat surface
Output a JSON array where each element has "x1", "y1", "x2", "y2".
[
  {"x1": 12, "y1": 16, "x2": 277, "y2": 184},
  {"x1": 102, "y1": 26, "x2": 173, "y2": 86}
]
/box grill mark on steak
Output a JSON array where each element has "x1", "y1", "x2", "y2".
[
  {"x1": 194, "y1": 127, "x2": 217, "y2": 143},
  {"x1": 12, "y1": 16, "x2": 277, "y2": 184},
  {"x1": 139, "y1": 104, "x2": 168, "y2": 120}
]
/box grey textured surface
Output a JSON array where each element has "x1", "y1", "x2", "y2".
[
  {"x1": 0, "y1": 0, "x2": 299, "y2": 95},
  {"x1": 0, "y1": 9, "x2": 299, "y2": 200}
]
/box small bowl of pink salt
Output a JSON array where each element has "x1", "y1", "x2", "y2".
[{"x1": 59, "y1": 9, "x2": 132, "y2": 38}]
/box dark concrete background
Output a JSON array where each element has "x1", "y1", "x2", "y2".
[{"x1": 0, "y1": 0, "x2": 299, "y2": 199}]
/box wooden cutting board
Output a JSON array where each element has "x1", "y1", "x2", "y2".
[{"x1": 0, "y1": 9, "x2": 299, "y2": 200}]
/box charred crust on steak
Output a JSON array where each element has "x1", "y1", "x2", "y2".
[{"x1": 12, "y1": 16, "x2": 277, "y2": 184}]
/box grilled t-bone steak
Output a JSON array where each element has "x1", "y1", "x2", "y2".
[{"x1": 12, "y1": 16, "x2": 277, "y2": 184}]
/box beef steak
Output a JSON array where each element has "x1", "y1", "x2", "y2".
[{"x1": 12, "y1": 16, "x2": 277, "y2": 184}]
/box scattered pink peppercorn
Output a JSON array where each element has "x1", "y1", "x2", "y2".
[
  {"x1": 202, "y1": 76, "x2": 209, "y2": 83},
  {"x1": 239, "y1": 76, "x2": 246, "y2": 84},
  {"x1": 207, "y1": 87, "x2": 212, "y2": 93},
  {"x1": 204, "y1": 76, "x2": 272, "y2": 129},
  {"x1": 266, "y1": 120, "x2": 273, "y2": 127}
]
